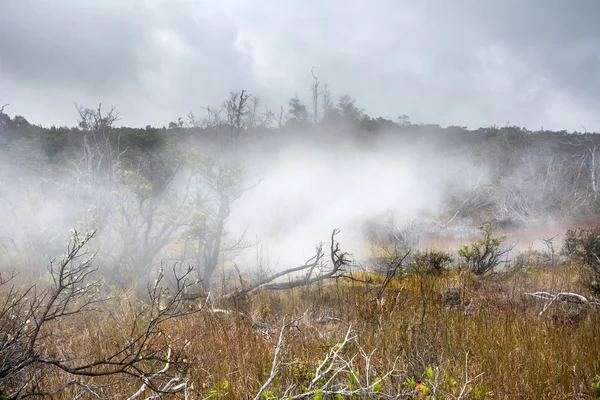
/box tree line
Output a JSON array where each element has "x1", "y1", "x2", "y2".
[{"x1": 1, "y1": 85, "x2": 600, "y2": 289}]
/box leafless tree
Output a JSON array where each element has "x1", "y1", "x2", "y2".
[
  {"x1": 310, "y1": 67, "x2": 321, "y2": 124},
  {"x1": 559, "y1": 134, "x2": 600, "y2": 200},
  {"x1": 223, "y1": 90, "x2": 251, "y2": 144},
  {"x1": 258, "y1": 107, "x2": 276, "y2": 129},
  {"x1": 73, "y1": 103, "x2": 124, "y2": 197},
  {"x1": 540, "y1": 234, "x2": 559, "y2": 267},
  {"x1": 277, "y1": 105, "x2": 284, "y2": 128},
  {"x1": 0, "y1": 230, "x2": 200, "y2": 399}
]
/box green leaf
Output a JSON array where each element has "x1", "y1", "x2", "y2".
[
  {"x1": 403, "y1": 376, "x2": 417, "y2": 388},
  {"x1": 219, "y1": 378, "x2": 229, "y2": 390},
  {"x1": 426, "y1": 366, "x2": 434, "y2": 379}
]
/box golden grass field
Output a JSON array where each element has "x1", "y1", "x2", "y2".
[{"x1": 17, "y1": 263, "x2": 599, "y2": 399}]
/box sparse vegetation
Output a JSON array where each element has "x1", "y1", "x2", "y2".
[
  {"x1": 0, "y1": 227, "x2": 599, "y2": 398},
  {"x1": 3, "y1": 76, "x2": 600, "y2": 398}
]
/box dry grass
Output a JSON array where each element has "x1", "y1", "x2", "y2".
[{"x1": 5, "y1": 265, "x2": 600, "y2": 399}]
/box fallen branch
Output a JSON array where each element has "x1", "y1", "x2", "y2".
[
  {"x1": 523, "y1": 291, "x2": 600, "y2": 316},
  {"x1": 222, "y1": 229, "x2": 350, "y2": 299}
]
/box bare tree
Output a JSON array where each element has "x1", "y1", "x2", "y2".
[
  {"x1": 0, "y1": 230, "x2": 200, "y2": 399},
  {"x1": 560, "y1": 134, "x2": 600, "y2": 200},
  {"x1": 310, "y1": 67, "x2": 321, "y2": 124},
  {"x1": 258, "y1": 107, "x2": 276, "y2": 129},
  {"x1": 277, "y1": 105, "x2": 284, "y2": 128},
  {"x1": 255, "y1": 324, "x2": 402, "y2": 399},
  {"x1": 540, "y1": 234, "x2": 559, "y2": 268},
  {"x1": 223, "y1": 90, "x2": 251, "y2": 144},
  {"x1": 73, "y1": 103, "x2": 123, "y2": 197}
]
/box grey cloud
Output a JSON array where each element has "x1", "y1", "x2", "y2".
[
  {"x1": 0, "y1": 0, "x2": 259, "y2": 126},
  {"x1": 443, "y1": 1, "x2": 600, "y2": 101},
  {"x1": 0, "y1": 0, "x2": 599, "y2": 130},
  {"x1": 0, "y1": 0, "x2": 151, "y2": 91}
]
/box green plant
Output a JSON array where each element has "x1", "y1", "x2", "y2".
[
  {"x1": 592, "y1": 375, "x2": 600, "y2": 398},
  {"x1": 458, "y1": 223, "x2": 514, "y2": 275},
  {"x1": 411, "y1": 249, "x2": 454, "y2": 275},
  {"x1": 205, "y1": 379, "x2": 230, "y2": 399},
  {"x1": 563, "y1": 227, "x2": 600, "y2": 295},
  {"x1": 403, "y1": 367, "x2": 433, "y2": 399}
]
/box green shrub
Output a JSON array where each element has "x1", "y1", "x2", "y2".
[
  {"x1": 563, "y1": 227, "x2": 600, "y2": 295},
  {"x1": 458, "y1": 223, "x2": 514, "y2": 275},
  {"x1": 411, "y1": 249, "x2": 454, "y2": 275}
]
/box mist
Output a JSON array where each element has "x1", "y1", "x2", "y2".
[
  {"x1": 1, "y1": 102, "x2": 585, "y2": 289},
  {"x1": 226, "y1": 131, "x2": 483, "y2": 268}
]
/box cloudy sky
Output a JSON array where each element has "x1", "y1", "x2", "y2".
[{"x1": 1, "y1": 0, "x2": 599, "y2": 130}]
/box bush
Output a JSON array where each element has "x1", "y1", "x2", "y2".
[
  {"x1": 562, "y1": 227, "x2": 600, "y2": 295},
  {"x1": 508, "y1": 249, "x2": 553, "y2": 271},
  {"x1": 410, "y1": 249, "x2": 454, "y2": 275},
  {"x1": 458, "y1": 223, "x2": 514, "y2": 275}
]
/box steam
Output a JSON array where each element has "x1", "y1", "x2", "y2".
[
  {"x1": 0, "y1": 117, "x2": 572, "y2": 284},
  {"x1": 227, "y1": 132, "x2": 486, "y2": 267}
]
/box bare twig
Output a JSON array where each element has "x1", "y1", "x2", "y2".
[
  {"x1": 456, "y1": 353, "x2": 484, "y2": 400},
  {"x1": 254, "y1": 316, "x2": 302, "y2": 400}
]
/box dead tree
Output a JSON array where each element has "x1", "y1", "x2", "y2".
[
  {"x1": 540, "y1": 234, "x2": 559, "y2": 267},
  {"x1": 0, "y1": 230, "x2": 200, "y2": 399},
  {"x1": 222, "y1": 229, "x2": 351, "y2": 300},
  {"x1": 223, "y1": 90, "x2": 251, "y2": 145},
  {"x1": 74, "y1": 103, "x2": 123, "y2": 197},
  {"x1": 560, "y1": 134, "x2": 600, "y2": 201},
  {"x1": 258, "y1": 107, "x2": 276, "y2": 129},
  {"x1": 310, "y1": 67, "x2": 321, "y2": 124},
  {"x1": 523, "y1": 291, "x2": 600, "y2": 317},
  {"x1": 277, "y1": 105, "x2": 284, "y2": 128}
]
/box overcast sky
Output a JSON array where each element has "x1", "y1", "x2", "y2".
[{"x1": 1, "y1": 0, "x2": 599, "y2": 130}]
